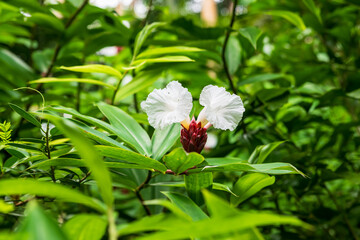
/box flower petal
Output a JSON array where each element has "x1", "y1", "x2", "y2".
[
  {"x1": 141, "y1": 81, "x2": 193, "y2": 129},
  {"x1": 199, "y1": 85, "x2": 245, "y2": 131}
]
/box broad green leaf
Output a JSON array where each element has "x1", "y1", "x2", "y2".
[
  {"x1": 95, "y1": 145, "x2": 166, "y2": 172},
  {"x1": 117, "y1": 214, "x2": 186, "y2": 236},
  {"x1": 49, "y1": 117, "x2": 113, "y2": 207},
  {"x1": 225, "y1": 35, "x2": 241, "y2": 75},
  {"x1": 303, "y1": 0, "x2": 322, "y2": 24},
  {"x1": 63, "y1": 214, "x2": 107, "y2": 240},
  {"x1": 248, "y1": 141, "x2": 285, "y2": 164},
  {"x1": 137, "y1": 210, "x2": 311, "y2": 239},
  {"x1": 162, "y1": 192, "x2": 208, "y2": 221},
  {"x1": 238, "y1": 27, "x2": 263, "y2": 49},
  {"x1": 95, "y1": 145, "x2": 167, "y2": 172},
  {"x1": 203, "y1": 190, "x2": 236, "y2": 218},
  {"x1": 27, "y1": 158, "x2": 156, "y2": 171},
  {"x1": 98, "y1": 102, "x2": 152, "y2": 156},
  {"x1": 70, "y1": 123, "x2": 130, "y2": 150},
  {"x1": 17, "y1": 201, "x2": 68, "y2": 240},
  {"x1": 0, "y1": 199, "x2": 14, "y2": 214},
  {"x1": 60, "y1": 64, "x2": 123, "y2": 78},
  {"x1": 163, "y1": 148, "x2": 204, "y2": 174},
  {"x1": 187, "y1": 162, "x2": 305, "y2": 177},
  {"x1": 9, "y1": 103, "x2": 41, "y2": 127},
  {"x1": 47, "y1": 106, "x2": 129, "y2": 148},
  {"x1": 131, "y1": 56, "x2": 194, "y2": 66},
  {"x1": 114, "y1": 70, "x2": 161, "y2": 102},
  {"x1": 29, "y1": 78, "x2": 116, "y2": 89},
  {"x1": 151, "y1": 123, "x2": 181, "y2": 161},
  {"x1": 0, "y1": 179, "x2": 105, "y2": 212},
  {"x1": 144, "y1": 199, "x2": 192, "y2": 220},
  {"x1": 231, "y1": 173, "x2": 276, "y2": 206},
  {"x1": 149, "y1": 182, "x2": 238, "y2": 197},
  {"x1": 0, "y1": 48, "x2": 34, "y2": 82},
  {"x1": 137, "y1": 46, "x2": 204, "y2": 58},
  {"x1": 133, "y1": 22, "x2": 166, "y2": 58},
  {"x1": 184, "y1": 172, "x2": 213, "y2": 205},
  {"x1": 347, "y1": 88, "x2": 360, "y2": 99},
  {"x1": 29, "y1": 13, "x2": 65, "y2": 33},
  {"x1": 266, "y1": 11, "x2": 306, "y2": 31},
  {"x1": 239, "y1": 73, "x2": 287, "y2": 86}
]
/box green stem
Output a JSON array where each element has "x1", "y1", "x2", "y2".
[
  {"x1": 134, "y1": 171, "x2": 152, "y2": 215},
  {"x1": 107, "y1": 208, "x2": 118, "y2": 240},
  {"x1": 110, "y1": 70, "x2": 128, "y2": 105},
  {"x1": 221, "y1": 0, "x2": 238, "y2": 94}
]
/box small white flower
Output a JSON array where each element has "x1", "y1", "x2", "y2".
[
  {"x1": 141, "y1": 81, "x2": 193, "y2": 129},
  {"x1": 198, "y1": 85, "x2": 245, "y2": 131}
]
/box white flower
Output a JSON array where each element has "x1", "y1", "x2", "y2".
[
  {"x1": 141, "y1": 81, "x2": 193, "y2": 129},
  {"x1": 198, "y1": 85, "x2": 245, "y2": 131},
  {"x1": 141, "y1": 81, "x2": 245, "y2": 131}
]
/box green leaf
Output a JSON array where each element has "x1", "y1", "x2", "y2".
[
  {"x1": 137, "y1": 46, "x2": 204, "y2": 59},
  {"x1": 60, "y1": 64, "x2": 123, "y2": 78},
  {"x1": 163, "y1": 148, "x2": 204, "y2": 174},
  {"x1": 162, "y1": 192, "x2": 208, "y2": 221},
  {"x1": 117, "y1": 214, "x2": 186, "y2": 236},
  {"x1": 187, "y1": 162, "x2": 306, "y2": 177},
  {"x1": 0, "y1": 179, "x2": 105, "y2": 212},
  {"x1": 47, "y1": 106, "x2": 128, "y2": 149},
  {"x1": 184, "y1": 172, "x2": 213, "y2": 205},
  {"x1": 248, "y1": 141, "x2": 285, "y2": 164},
  {"x1": 49, "y1": 117, "x2": 113, "y2": 207},
  {"x1": 133, "y1": 22, "x2": 166, "y2": 58},
  {"x1": 151, "y1": 123, "x2": 181, "y2": 160},
  {"x1": 231, "y1": 173, "x2": 276, "y2": 206},
  {"x1": 71, "y1": 123, "x2": 130, "y2": 150},
  {"x1": 302, "y1": 0, "x2": 322, "y2": 24},
  {"x1": 266, "y1": 10, "x2": 306, "y2": 31},
  {"x1": 239, "y1": 73, "x2": 287, "y2": 86},
  {"x1": 0, "y1": 199, "x2": 14, "y2": 214},
  {"x1": 63, "y1": 214, "x2": 107, "y2": 240},
  {"x1": 0, "y1": 48, "x2": 34, "y2": 82},
  {"x1": 149, "y1": 182, "x2": 238, "y2": 197},
  {"x1": 27, "y1": 158, "x2": 157, "y2": 171},
  {"x1": 29, "y1": 13, "x2": 65, "y2": 33},
  {"x1": 131, "y1": 56, "x2": 194, "y2": 66},
  {"x1": 238, "y1": 27, "x2": 263, "y2": 49},
  {"x1": 114, "y1": 70, "x2": 161, "y2": 102},
  {"x1": 225, "y1": 35, "x2": 241, "y2": 75},
  {"x1": 97, "y1": 102, "x2": 152, "y2": 156},
  {"x1": 95, "y1": 145, "x2": 167, "y2": 173},
  {"x1": 17, "y1": 201, "x2": 68, "y2": 240},
  {"x1": 9, "y1": 103, "x2": 41, "y2": 127},
  {"x1": 29, "y1": 78, "x2": 116, "y2": 89}
]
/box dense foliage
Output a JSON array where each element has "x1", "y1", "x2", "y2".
[{"x1": 0, "y1": 0, "x2": 359, "y2": 239}]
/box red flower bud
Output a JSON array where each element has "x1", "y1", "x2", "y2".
[{"x1": 180, "y1": 120, "x2": 208, "y2": 153}]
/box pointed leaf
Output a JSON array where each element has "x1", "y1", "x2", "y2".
[
  {"x1": 60, "y1": 64, "x2": 123, "y2": 78},
  {"x1": 231, "y1": 173, "x2": 275, "y2": 206},
  {"x1": 98, "y1": 102, "x2": 152, "y2": 156},
  {"x1": 238, "y1": 27, "x2": 262, "y2": 49},
  {"x1": 151, "y1": 123, "x2": 181, "y2": 160}
]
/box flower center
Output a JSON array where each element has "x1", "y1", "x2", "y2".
[{"x1": 180, "y1": 119, "x2": 208, "y2": 153}]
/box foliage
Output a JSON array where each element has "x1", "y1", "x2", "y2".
[{"x1": 0, "y1": 0, "x2": 359, "y2": 239}]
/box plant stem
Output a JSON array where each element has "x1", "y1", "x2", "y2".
[
  {"x1": 44, "y1": 121, "x2": 56, "y2": 183},
  {"x1": 134, "y1": 171, "x2": 152, "y2": 215},
  {"x1": 110, "y1": 70, "x2": 128, "y2": 105},
  {"x1": 221, "y1": 0, "x2": 238, "y2": 94},
  {"x1": 107, "y1": 208, "x2": 118, "y2": 240}
]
